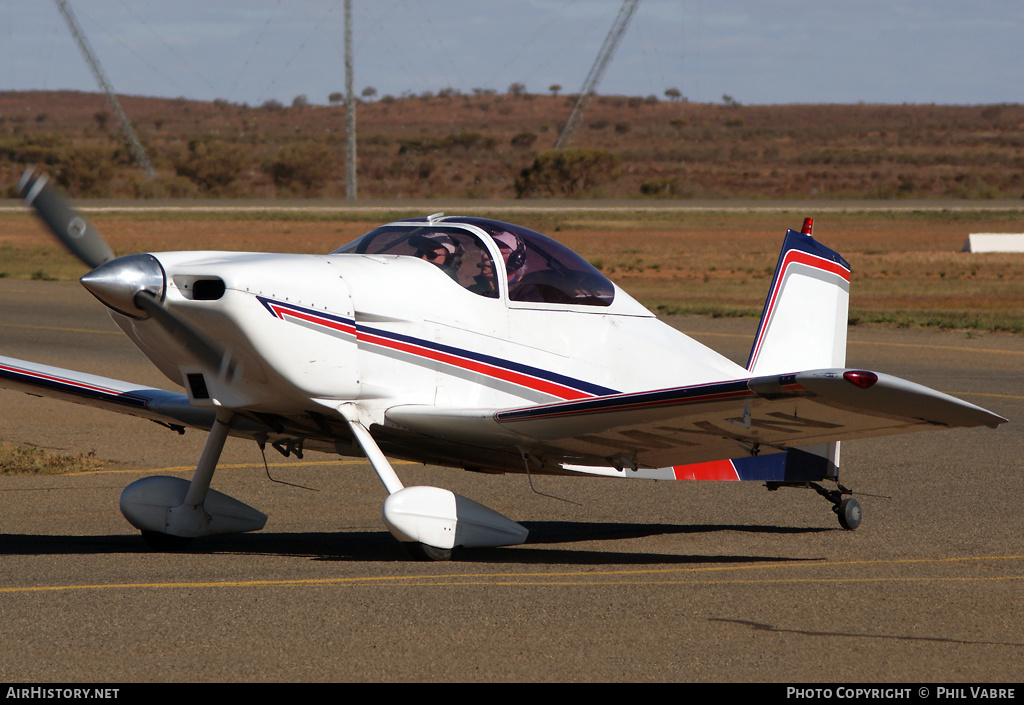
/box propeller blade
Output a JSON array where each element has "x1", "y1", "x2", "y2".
[
  {"x1": 18, "y1": 167, "x2": 116, "y2": 269},
  {"x1": 133, "y1": 291, "x2": 240, "y2": 381},
  {"x1": 20, "y1": 167, "x2": 238, "y2": 383}
]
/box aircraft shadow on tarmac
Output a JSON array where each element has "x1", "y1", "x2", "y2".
[{"x1": 0, "y1": 521, "x2": 830, "y2": 565}]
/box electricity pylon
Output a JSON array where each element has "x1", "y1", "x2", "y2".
[
  {"x1": 553, "y1": 0, "x2": 640, "y2": 149},
  {"x1": 54, "y1": 0, "x2": 156, "y2": 179}
]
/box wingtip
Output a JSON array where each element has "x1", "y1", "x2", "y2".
[{"x1": 984, "y1": 412, "x2": 1009, "y2": 429}]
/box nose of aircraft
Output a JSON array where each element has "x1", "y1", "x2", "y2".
[{"x1": 80, "y1": 253, "x2": 166, "y2": 319}]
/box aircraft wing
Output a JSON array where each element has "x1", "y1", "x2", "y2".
[
  {"x1": 0, "y1": 354, "x2": 216, "y2": 432},
  {"x1": 384, "y1": 369, "x2": 1006, "y2": 469},
  {"x1": 1, "y1": 355, "x2": 346, "y2": 456}
]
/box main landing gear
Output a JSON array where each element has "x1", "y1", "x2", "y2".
[
  {"x1": 405, "y1": 543, "x2": 455, "y2": 562},
  {"x1": 339, "y1": 404, "x2": 529, "y2": 561},
  {"x1": 120, "y1": 403, "x2": 528, "y2": 560},
  {"x1": 119, "y1": 410, "x2": 267, "y2": 549}
]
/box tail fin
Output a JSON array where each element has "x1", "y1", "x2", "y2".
[
  {"x1": 747, "y1": 218, "x2": 849, "y2": 481},
  {"x1": 746, "y1": 218, "x2": 851, "y2": 375}
]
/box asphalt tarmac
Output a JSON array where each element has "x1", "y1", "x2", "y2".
[{"x1": 1, "y1": 279, "x2": 1022, "y2": 683}]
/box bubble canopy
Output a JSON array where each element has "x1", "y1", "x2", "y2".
[{"x1": 333, "y1": 217, "x2": 615, "y2": 306}]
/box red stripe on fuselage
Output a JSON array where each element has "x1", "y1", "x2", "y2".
[
  {"x1": 269, "y1": 304, "x2": 356, "y2": 337},
  {"x1": 266, "y1": 301, "x2": 592, "y2": 401},
  {"x1": 355, "y1": 329, "x2": 591, "y2": 401}
]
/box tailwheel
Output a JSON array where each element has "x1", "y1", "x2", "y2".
[
  {"x1": 836, "y1": 497, "x2": 862, "y2": 531},
  {"x1": 406, "y1": 542, "x2": 455, "y2": 561},
  {"x1": 799, "y1": 481, "x2": 863, "y2": 531},
  {"x1": 140, "y1": 530, "x2": 194, "y2": 552}
]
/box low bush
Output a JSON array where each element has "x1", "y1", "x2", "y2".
[{"x1": 515, "y1": 148, "x2": 621, "y2": 197}]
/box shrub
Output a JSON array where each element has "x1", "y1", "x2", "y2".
[
  {"x1": 54, "y1": 145, "x2": 117, "y2": 197},
  {"x1": 515, "y1": 148, "x2": 622, "y2": 197},
  {"x1": 397, "y1": 131, "x2": 496, "y2": 154},
  {"x1": 174, "y1": 139, "x2": 249, "y2": 194},
  {"x1": 510, "y1": 132, "x2": 538, "y2": 149},
  {"x1": 640, "y1": 176, "x2": 686, "y2": 197},
  {"x1": 265, "y1": 141, "x2": 333, "y2": 195},
  {"x1": 0, "y1": 134, "x2": 66, "y2": 166},
  {"x1": 164, "y1": 175, "x2": 200, "y2": 198}
]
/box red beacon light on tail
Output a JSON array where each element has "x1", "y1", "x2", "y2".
[{"x1": 801, "y1": 218, "x2": 814, "y2": 235}]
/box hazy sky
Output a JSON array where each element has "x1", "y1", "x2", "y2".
[{"x1": 2, "y1": 0, "x2": 1021, "y2": 106}]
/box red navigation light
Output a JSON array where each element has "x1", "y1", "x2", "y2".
[
  {"x1": 801, "y1": 217, "x2": 813, "y2": 235},
  {"x1": 843, "y1": 370, "x2": 878, "y2": 389}
]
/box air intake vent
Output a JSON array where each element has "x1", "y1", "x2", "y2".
[
  {"x1": 192, "y1": 278, "x2": 226, "y2": 300},
  {"x1": 187, "y1": 373, "x2": 210, "y2": 399}
]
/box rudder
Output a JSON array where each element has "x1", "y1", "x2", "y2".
[{"x1": 746, "y1": 218, "x2": 851, "y2": 376}]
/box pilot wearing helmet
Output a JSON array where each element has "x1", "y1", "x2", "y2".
[
  {"x1": 470, "y1": 230, "x2": 543, "y2": 301},
  {"x1": 492, "y1": 231, "x2": 526, "y2": 283},
  {"x1": 411, "y1": 232, "x2": 461, "y2": 281}
]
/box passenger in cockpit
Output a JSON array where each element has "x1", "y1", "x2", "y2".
[
  {"x1": 492, "y1": 230, "x2": 543, "y2": 302},
  {"x1": 469, "y1": 231, "x2": 521, "y2": 298}
]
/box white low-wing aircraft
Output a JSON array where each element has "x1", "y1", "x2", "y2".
[{"x1": 1, "y1": 168, "x2": 1006, "y2": 559}]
